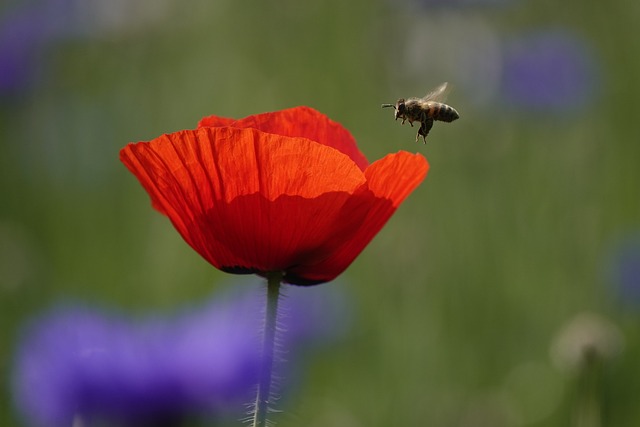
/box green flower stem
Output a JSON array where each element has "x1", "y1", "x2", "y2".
[
  {"x1": 251, "y1": 271, "x2": 283, "y2": 427},
  {"x1": 574, "y1": 350, "x2": 602, "y2": 427}
]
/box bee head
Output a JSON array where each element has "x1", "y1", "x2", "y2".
[
  {"x1": 382, "y1": 99, "x2": 406, "y2": 120},
  {"x1": 395, "y1": 99, "x2": 406, "y2": 120}
]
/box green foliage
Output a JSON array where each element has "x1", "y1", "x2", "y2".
[{"x1": 2, "y1": 0, "x2": 640, "y2": 426}]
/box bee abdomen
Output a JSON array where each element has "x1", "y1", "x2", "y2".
[{"x1": 430, "y1": 103, "x2": 460, "y2": 123}]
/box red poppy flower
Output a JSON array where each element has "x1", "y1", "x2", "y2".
[{"x1": 120, "y1": 106, "x2": 428, "y2": 285}]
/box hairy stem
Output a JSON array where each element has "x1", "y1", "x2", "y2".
[{"x1": 251, "y1": 272, "x2": 283, "y2": 427}]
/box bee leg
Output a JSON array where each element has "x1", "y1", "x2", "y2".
[{"x1": 418, "y1": 118, "x2": 434, "y2": 144}]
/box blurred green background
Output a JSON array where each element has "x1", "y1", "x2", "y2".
[{"x1": 2, "y1": 0, "x2": 640, "y2": 426}]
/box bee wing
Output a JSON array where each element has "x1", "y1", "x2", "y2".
[{"x1": 421, "y1": 82, "x2": 450, "y2": 103}]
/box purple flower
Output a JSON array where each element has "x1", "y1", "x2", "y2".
[
  {"x1": 407, "y1": 0, "x2": 518, "y2": 9},
  {"x1": 501, "y1": 29, "x2": 599, "y2": 111},
  {"x1": 0, "y1": 0, "x2": 79, "y2": 95},
  {"x1": 607, "y1": 232, "x2": 640, "y2": 305},
  {"x1": 0, "y1": 0, "x2": 168, "y2": 96},
  {"x1": 0, "y1": 8, "x2": 47, "y2": 94},
  {"x1": 13, "y1": 301, "x2": 261, "y2": 427},
  {"x1": 12, "y1": 283, "x2": 351, "y2": 427},
  {"x1": 279, "y1": 283, "x2": 351, "y2": 349}
]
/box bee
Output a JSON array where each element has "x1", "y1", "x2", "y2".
[{"x1": 382, "y1": 82, "x2": 460, "y2": 143}]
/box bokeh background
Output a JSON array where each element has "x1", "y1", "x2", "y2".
[{"x1": 2, "y1": 0, "x2": 640, "y2": 426}]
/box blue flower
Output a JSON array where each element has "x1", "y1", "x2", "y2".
[
  {"x1": 407, "y1": 0, "x2": 518, "y2": 9},
  {"x1": 0, "y1": 0, "x2": 79, "y2": 96},
  {"x1": 12, "y1": 283, "x2": 351, "y2": 427},
  {"x1": 607, "y1": 232, "x2": 640, "y2": 305},
  {"x1": 0, "y1": 7, "x2": 47, "y2": 95},
  {"x1": 13, "y1": 302, "x2": 261, "y2": 427},
  {"x1": 0, "y1": 0, "x2": 168, "y2": 97},
  {"x1": 500, "y1": 29, "x2": 599, "y2": 111}
]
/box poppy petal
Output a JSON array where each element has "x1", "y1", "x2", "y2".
[
  {"x1": 204, "y1": 191, "x2": 367, "y2": 279},
  {"x1": 363, "y1": 150, "x2": 430, "y2": 206},
  {"x1": 198, "y1": 106, "x2": 369, "y2": 171},
  {"x1": 285, "y1": 151, "x2": 429, "y2": 284},
  {"x1": 120, "y1": 127, "x2": 369, "y2": 279},
  {"x1": 196, "y1": 115, "x2": 235, "y2": 128}
]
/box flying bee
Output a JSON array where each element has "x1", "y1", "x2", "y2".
[{"x1": 382, "y1": 82, "x2": 460, "y2": 143}]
